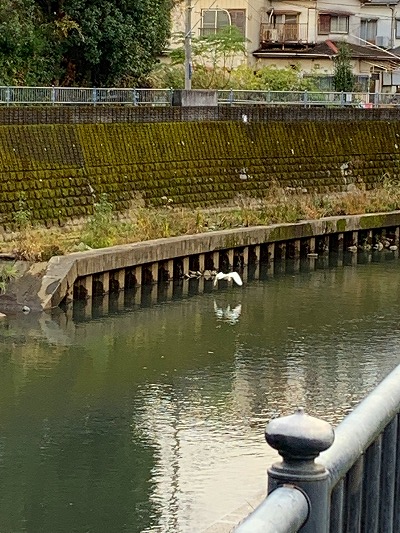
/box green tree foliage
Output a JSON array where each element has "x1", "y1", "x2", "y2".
[
  {"x1": 333, "y1": 42, "x2": 355, "y2": 92},
  {"x1": 150, "y1": 25, "x2": 246, "y2": 89},
  {"x1": 149, "y1": 25, "x2": 319, "y2": 90},
  {"x1": 58, "y1": 0, "x2": 173, "y2": 86},
  {"x1": 151, "y1": 51, "x2": 317, "y2": 91},
  {"x1": 0, "y1": 0, "x2": 61, "y2": 85},
  {"x1": 231, "y1": 64, "x2": 317, "y2": 91},
  {"x1": 0, "y1": 0, "x2": 173, "y2": 86}
]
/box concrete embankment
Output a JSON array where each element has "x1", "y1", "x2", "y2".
[
  {"x1": 0, "y1": 106, "x2": 400, "y2": 229},
  {"x1": 2, "y1": 211, "x2": 399, "y2": 313}
]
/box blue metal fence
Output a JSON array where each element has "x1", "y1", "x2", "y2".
[
  {"x1": 234, "y1": 362, "x2": 400, "y2": 532},
  {"x1": 0, "y1": 87, "x2": 174, "y2": 106},
  {"x1": 0, "y1": 86, "x2": 399, "y2": 107}
]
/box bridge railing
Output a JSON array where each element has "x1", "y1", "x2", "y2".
[
  {"x1": 0, "y1": 86, "x2": 398, "y2": 108},
  {"x1": 234, "y1": 362, "x2": 400, "y2": 532}
]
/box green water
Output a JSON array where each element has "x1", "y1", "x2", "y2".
[{"x1": 1, "y1": 252, "x2": 400, "y2": 532}]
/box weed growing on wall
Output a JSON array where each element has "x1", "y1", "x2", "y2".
[
  {"x1": 81, "y1": 193, "x2": 118, "y2": 248},
  {"x1": 4, "y1": 183, "x2": 400, "y2": 260},
  {"x1": 0, "y1": 263, "x2": 18, "y2": 294},
  {"x1": 14, "y1": 196, "x2": 32, "y2": 230},
  {"x1": 12, "y1": 196, "x2": 65, "y2": 261}
]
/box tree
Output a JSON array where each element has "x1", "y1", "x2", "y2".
[
  {"x1": 0, "y1": 0, "x2": 61, "y2": 85},
  {"x1": 151, "y1": 25, "x2": 247, "y2": 89},
  {"x1": 249, "y1": 65, "x2": 317, "y2": 91},
  {"x1": 55, "y1": 0, "x2": 173, "y2": 86},
  {"x1": 0, "y1": 0, "x2": 174, "y2": 86},
  {"x1": 333, "y1": 42, "x2": 355, "y2": 92},
  {"x1": 149, "y1": 59, "x2": 318, "y2": 92}
]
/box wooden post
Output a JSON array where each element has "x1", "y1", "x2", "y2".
[
  {"x1": 293, "y1": 240, "x2": 301, "y2": 272},
  {"x1": 242, "y1": 247, "x2": 249, "y2": 267},
  {"x1": 308, "y1": 237, "x2": 316, "y2": 254},
  {"x1": 267, "y1": 243, "x2": 275, "y2": 276},
  {"x1": 227, "y1": 249, "x2": 234, "y2": 270},
  {"x1": 198, "y1": 254, "x2": 205, "y2": 273},
  {"x1": 253, "y1": 245, "x2": 260, "y2": 279},
  {"x1": 100, "y1": 272, "x2": 110, "y2": 294},
  {"x1": 165, "y1": 260, "x2": 174, "y2": 280},
  {"x1": 114, "y1": 269, "x2": 125, "y2": 291},
  {"x1": 81, "y1": 275, "x2": 93, "y2": 297},
  {"x1": 182, "y1": 256, "x2": 190, "y2": 276},
  {"x1": 150, "y1": 262, "x2": 158, "y2": 284},
  {"x1": 212, "y1": 251, "x2": 219, "y2": 271}
]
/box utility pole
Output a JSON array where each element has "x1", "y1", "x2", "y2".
[{"x1": 184, "y1": 0, "x2": 192, "y2": 90}]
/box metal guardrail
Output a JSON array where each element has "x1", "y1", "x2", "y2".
[
  {"x1": 218, "y1": 89, "x2": 373, "y2": 107},
  {"x1": 234, "y1": 362, "x2": 400, "y2": 532},
  {"x1": 0, "y1": 86, "x2": 399, "y2": 108},
  {"x1": 0, "y1": 87, "x2": 174, "y2": 106}
]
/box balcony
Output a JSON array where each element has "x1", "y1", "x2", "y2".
[{"x1": 259, "y1": 23, "x2": 309, "y2": 48}]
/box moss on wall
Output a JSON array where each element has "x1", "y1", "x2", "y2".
[{"x1": 0, "y1": 119, "x2": 400, "y2": 226}]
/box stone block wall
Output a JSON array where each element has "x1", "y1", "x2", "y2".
[{"x1": 0, "y1": 107, "x2": 400, "y2": 227}]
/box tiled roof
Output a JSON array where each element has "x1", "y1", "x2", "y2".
[
  {"x1": 363, "y1": 0, "x2": 397, "y2": 4},
  {"x1": 253, "y1": 40, "x2": 400, "y2": 63}
]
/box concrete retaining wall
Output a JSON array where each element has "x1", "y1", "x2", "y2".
[
  {"x1": 1, "y1": 114, "x2": 400, "y2": 229},
  {"x1": 23, "y1": 210, "x2": 400, "y2": 311}
]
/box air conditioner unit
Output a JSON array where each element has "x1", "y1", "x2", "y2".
[
  {"x1": 263, "y1": 28, "x2": 278, "y2": 41},
  {"x1": 376, "y1": 36, "x2": 390, "y2": 48}
]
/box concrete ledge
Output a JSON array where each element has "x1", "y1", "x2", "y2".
[
  {"x1": 172, "y1": 90, "x2": 218, "y2": 107},
  {"x1": 35, "y1": 211, "x2": 400, "y2": 310}
]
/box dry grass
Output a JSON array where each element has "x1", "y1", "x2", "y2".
[{"x1": 4, "y1": 180, "x2": 400, "y2": 261}]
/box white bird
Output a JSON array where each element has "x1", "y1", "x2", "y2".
[{"x1": 213, "y1": 271, "x2": 243, "y2": 286}]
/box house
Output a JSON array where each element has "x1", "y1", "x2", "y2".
[{"x1": 170, "y1": 0, "x2": 400, "y2": 92}]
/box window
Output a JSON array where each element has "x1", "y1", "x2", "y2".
[
  {"x1": 360, "y1": 19, "x2": 377, "y2": 43},
  {"x1": 331, "y1": 16, "x2": 349, "y2": 33},
  {"x1": 396, "y1": 19, "x2": 400, "y2": 38},
  {"x1": 272, "y1": 14, "x2": 298, "y2": 26},
  {"x1": 229, "y1": 9, "x2": 246, "y2": 36},
  {"x1": 200, "y1": 9, "x2": 246, "y2": 37},
  {"x1": 318, "y1": 14, "x2": 349, "y2": 34}
]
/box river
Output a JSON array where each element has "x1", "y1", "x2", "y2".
[{"x1": 0, "y1": 251, "x2": 400, "y2": 533}]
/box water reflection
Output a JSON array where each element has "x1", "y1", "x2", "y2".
[
  {"x1": 213, "y1": 300, "x2": 242, "y2": 325},
  {"x1": 1, "y1": 257, "x2": 400, "y2": 531}
]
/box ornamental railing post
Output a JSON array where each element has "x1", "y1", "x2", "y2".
[{"x1": 266, "y1": 407, "x2": 334, "y2": 533}]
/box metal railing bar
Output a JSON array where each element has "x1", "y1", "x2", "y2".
[
  {"x1": 0, "y1": 86, "x2": 399, "y2": 108},
  {"x1": 378, "y1": 416, "x2": 397, "y2": 533},
  {"x1": 345, "y1": 455, "x2": 364, "y2": 531},
  {"x1": 329, "y1": 478, "x2": 345, "y2": 533},
  {"x1": 319, "y1": 363, "x2": 400, "y2": 488},
  {"x1": 393, "y1": 413, "x2": 400, "y2": 530},
  {"x1": 233, "y1": 485, "x2": 309, "y2": 533},
  {"x1": 361, "y1": 435, "x2": 382, "y2": 533}
]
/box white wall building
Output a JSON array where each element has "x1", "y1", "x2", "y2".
[{"x1": 170, "y1": 0, "x2": 400, "y2": 91}]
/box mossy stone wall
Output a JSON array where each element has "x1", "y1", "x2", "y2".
[{"x1": 1, "y1": 118, "x2": 400, "y2": 227}]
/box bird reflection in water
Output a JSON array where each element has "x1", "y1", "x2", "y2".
[{"x1": 213, "y1": 300, "x2": 242, "y2": 325}]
